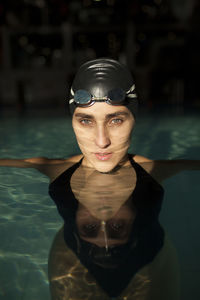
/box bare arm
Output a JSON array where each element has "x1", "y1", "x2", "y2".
[
  {"x1": 0, "y1": 157, "x2": 67, "y2": 179},
  {"x1": 0, "y1": 157, "x2": 66, "y2": 168},
  {"x1": 134, "y1": 155, "x2": 200, "y2": 182},
  {"x1": 151, "y1": 159, "x2": 200, "y2": 182},
  {"x1": 0, "y1": 155, "x2": 83, "y2": 180}
]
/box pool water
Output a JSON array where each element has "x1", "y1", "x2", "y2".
[{"x1": 0, "y1": 110, "x2": 199, "y2": 300}]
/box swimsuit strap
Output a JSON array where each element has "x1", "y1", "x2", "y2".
[
  {"x1": 49, "y1": 156, "x2": 84, "y2": 187},
  {"x1": 128, "y1": 154, "x2": 146, "y2": 175},
  {"x1": 128, "y1": 153, "x2": 164, "y2": 192}
]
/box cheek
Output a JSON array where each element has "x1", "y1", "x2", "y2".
[
  {"x1": 111, "y1": 125, "x2": 133, "y2": 144},
  {"x1": 72, "y1": 124, "x2": 86, "y2": 146},
  {"x1": 72, "y1": 128, "x2": 93, "y2": 156},
  {"x1": 73, "y1": 121, "x2": 92, "y2": 140},
  {"x1": 73, "y1": 129, "x2": 93, "y2": 151}
]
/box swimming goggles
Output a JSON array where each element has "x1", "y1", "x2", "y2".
[{"x1": 69, "y1": 85, "x2": 137, "y2": 107}]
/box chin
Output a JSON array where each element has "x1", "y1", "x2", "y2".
[{"x1": 91, "y1": 161, "x2": 118, "y2": 173}]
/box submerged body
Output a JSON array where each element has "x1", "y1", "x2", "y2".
[
  {"x1": 49, "y1": 227, "x2": 180, "y2": 300},
  {"x1": 48, "y1": 155, "x2": 180, "y2": 300}
]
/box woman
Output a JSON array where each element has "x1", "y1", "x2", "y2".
[{"x1": 0, "y1": 58, "x2": 199, "y2": 299}]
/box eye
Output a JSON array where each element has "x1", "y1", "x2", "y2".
[
  {"x1": 81, "y1": 223, "x2": 99, "y2": 237},
  {"x1": 107, "y1": 220, "x2": 127, "y2": 239},
  {"x1": 109, "y1": 221, "x2": 124, "y2": 231},
  {"x1": 84, "y1": 223, "x2": 98, "y2": 230},
  {"x1": 110, "y1": 118, "x2": 123, "y2": 125},
  {"x1": 80, "y1": 119, "x2": 93, "y2": 125}
]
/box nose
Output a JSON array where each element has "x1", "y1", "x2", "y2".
[{"x1": 95, "y1": 125, "x2": 111, "y2": 149}]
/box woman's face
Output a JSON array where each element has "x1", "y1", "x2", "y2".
[{"x1": 72, "y1": 102, "x2": 135, "y2": 172}]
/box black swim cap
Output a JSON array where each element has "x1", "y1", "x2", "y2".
[{"x1": 69, "y1": 58, "x2": 138, "y2": 117}]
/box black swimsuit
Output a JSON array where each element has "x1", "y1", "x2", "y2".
[{"x1": 49, "y1": 155, "x2": 165, "y2": 297}]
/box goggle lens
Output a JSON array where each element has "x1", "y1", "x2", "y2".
[
  {"x1": 73, "y1": 88, "x2": 126, "y2": 106},
  {"x1": 74, "y1": 89, "x2": 92, "y2": 104},
  {"x1": 107, "y1": 88, "x2": 126, "y2": 103}
]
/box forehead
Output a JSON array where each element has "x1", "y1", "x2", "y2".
[{"x1": 73, "y1": 102, "x2": 132, "y2": 119}]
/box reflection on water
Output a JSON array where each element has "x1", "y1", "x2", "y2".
[{"x1": 48, "y1": 155, "x2": 180, "y2": 299}]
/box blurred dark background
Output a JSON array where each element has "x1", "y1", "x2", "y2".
[{"x1": 0, "y1": 0, "x2": 200, "y2": 115}]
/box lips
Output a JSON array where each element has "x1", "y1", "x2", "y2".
[{"x1": 95, "y1": 153, "x2": 112, "y2": 161}]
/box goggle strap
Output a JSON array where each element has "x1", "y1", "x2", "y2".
[
  {"x1": 70, "y1": 87, "x2": 74, "y2": 96},
  {"x1": 126, "y1": 84, "x2": 135, "y2": 94},
  {"x1": 69, "y1": 98, "x2": 74, "y2": 104},
  {"x1": 127, "y1": 94, "x2": 137, "y2": 98}
]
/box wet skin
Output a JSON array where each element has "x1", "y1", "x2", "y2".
[{"x1": 72, "y1": 102, "x2": 135, "y2": 173}]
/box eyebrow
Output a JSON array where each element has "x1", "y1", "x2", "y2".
[{"x1": 74, "y1": 111, "x2": 130, "y2": 119}]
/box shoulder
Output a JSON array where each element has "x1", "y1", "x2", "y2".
[
  {"x1": 132, "y1": 154, "x2": 153, "y2": 163},
  {"x1": 25, "y1": 155, "x2": 83, "y2": 182},
  {"x1": 131, "y1": 154, "x2": 171, "y2": 183},
  {"x1": 131, "y1": 154, "x2": 157, "y2": 179},
  {"x1": 63, "y1": 154, "x2": 83, "y2": 164},
  {"x1": 24, "y1": 154, "x2": 83, "y2": 165},
  {"x1": 47, "y1": 154, "x2": 84, "y2": 183}
]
